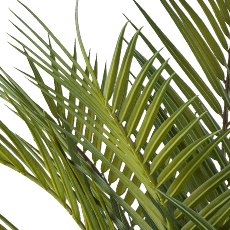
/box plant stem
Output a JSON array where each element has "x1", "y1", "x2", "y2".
[{"x1": 76, "y1": 146, "x2": 106, "y2": 181}]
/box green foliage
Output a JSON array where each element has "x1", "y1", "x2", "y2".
[{"x1": 0, "y1": 0, "x2": 229, "y2": 229}]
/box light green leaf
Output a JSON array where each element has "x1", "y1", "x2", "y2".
[
  {"x1": 136, "y1": 74, "x2": 174, "y2": 150},
  {"x1": 167, "y1": 129, "x2": 230, "y2": 196},
  {"x1": 183, "y1": 190, "x2": 230, "y2": 229},
  {"x1": 146, "y1": 96, "x2": 198, "y2": 174},
  {"x1": 157, "y1": 131, "x2": 219, "y2": 187},
  {"x1": 150, "y1": 112, "x2": 207, "y2": 172},
  {"x1": 112, "y1": 29, "x2": 140, "y2": 113},
  {"x1": 119, "y1": 49, "x2": 163, "y2": 122},
  {"x1": 103, "y1": 23, "x2": 128, "y2": 101},
  {"x1": 126, "y1": 59, "x2": 169, "y2": 136},
  {"x1": 133, "y1": 0, "x2": 222, "y2": 114},
  {"x1": 157, "y1": 190, "x2": 215, "y2": 230}
]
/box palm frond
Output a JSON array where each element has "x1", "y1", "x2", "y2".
[{"x1": 0, "y1": 0, "x2": 229, "y2": 229}]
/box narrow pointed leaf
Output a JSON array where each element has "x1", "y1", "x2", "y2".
[
  {"x1": 126, "y1": 60, "x2": 169, "y2": 135},
  {"x1": 150, "y1": 112, "x2": 206, "y2": 172},
  {"x1": 112, "y1": 29, "x2": 141, "y2": 113},
  {"x1": 157, "y1": 190, "x2": 215, "y2": 230},
  {"x1": 157, "y1": 131, "x2": 219, "y2": 186},
  {"x1": 103, "y1": 22, "x2": 128, "y2": 101},
  {"x1": 136, "y1": 74, "x2": 174, "y2": 150},
  {"x1": 146, "y1": 96, "x2": 198, "y2": 173},
  {"x1": 133, "y1": 0, "x2": 222, "y2": 114},
  {"x1": 119, "y1": 50, "x2": 163, "y2": 122},
  {"x1": 167, "y1": 129, "x2": 230, "y2": 196}
]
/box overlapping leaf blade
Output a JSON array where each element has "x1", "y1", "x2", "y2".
[{"x1": 0, "y1": 1, "x2": 229, "y2": 229}]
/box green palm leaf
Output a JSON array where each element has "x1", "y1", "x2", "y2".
[{"x1": 0, "y1": 0, "x2": 229, "y2": 229}]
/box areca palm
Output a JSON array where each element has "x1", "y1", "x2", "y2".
[{"x1": 0, "y1": 0, "x2": 229, "y2": 229}]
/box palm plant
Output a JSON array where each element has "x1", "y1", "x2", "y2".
[{"x1": 0, "y1": 0, "x2": 230, "y2": 229}]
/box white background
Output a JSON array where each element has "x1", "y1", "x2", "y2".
[{"x1": 0, "y1": 0, "x2": 218, "y2": 229}]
